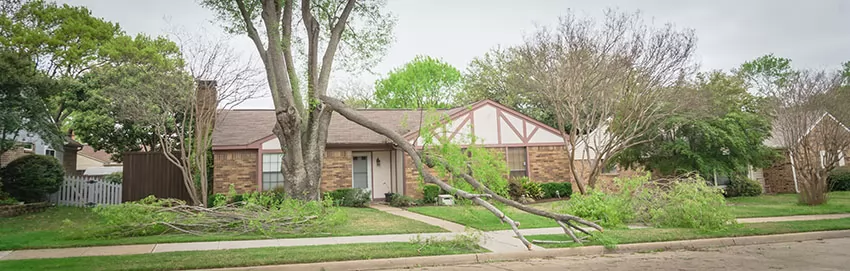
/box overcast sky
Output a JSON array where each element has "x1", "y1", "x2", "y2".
[{"x1": 58, "y1": 0, "x2": 850, "y2": 108}]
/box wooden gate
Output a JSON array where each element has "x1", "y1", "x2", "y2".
[{"x1": 49, "y1": 176, "x2": 122, "y2": 207}]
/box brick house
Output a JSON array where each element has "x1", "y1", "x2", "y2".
[
  {"x1": 749, "y1": 113, "x2": 849, "y2": 194},
  {"x1": 211, "y1": 100, "x2": 621, "y2": 200}
]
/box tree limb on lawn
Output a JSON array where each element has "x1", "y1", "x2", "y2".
[{"x1": 321, "y1": 95, "x2": 603, "y2": 248}]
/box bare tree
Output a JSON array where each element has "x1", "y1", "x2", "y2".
[
  {"x1": 768, "y1": 71, "x2": 849, "y2": 205},
  {"x1": 321, "y1": 95, "x2": 602, "y2": 249},
  {"x1": 104, "y1": 34, "x2": 261, "y2": 206},
  {"x1": 330, "y1": 77, "x2": 374, "y2": 109},
  {"x1": 201, "y1": 0, "x2": 395, "y2": 200},
  {"x1": 511, "y1": 10, "x2": 698, "y2": 194}
]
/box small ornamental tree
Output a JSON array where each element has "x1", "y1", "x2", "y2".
[{"x1": 0, "y1": 155, "x2": 64, "y2": 202}]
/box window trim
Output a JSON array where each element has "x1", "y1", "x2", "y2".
[
  {"x1": 506, "y1": 147, "x2": 528, "y2": 178},
  {"x1": 261, "y1": 153, "x2": 285, "y2": 191},
  {"x1": 44, "y1": 148, "x2": 56, "y2": 158}
]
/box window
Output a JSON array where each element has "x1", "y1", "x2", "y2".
[
  {"x1": 44, "y1": 148, "x2": 56, "y2": 158},
  {"x1": 262, "y1": 153, "x2": 284, "y2": 191},
  {"x1": 840, "y1": 151, "x2": 846, "y2": 167},
  {"x1": 507, "y1": 147, "x2": 527, "y2": 178}
]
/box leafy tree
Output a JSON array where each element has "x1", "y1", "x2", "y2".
[
  {"x1": 201, "y1": 0, "x2": 395, "y2": 200},
  {"x1": 374, "y1": 55, "x2": 461, "y2": 109},
  {"x1": 0, "y1": 0, "x2": 122, "y2": 128},
  {"x1": 0, "y1": 50, "x2": 58, "y2": 157},
  {"x1": 70, "y1": 34, "x2": 185, "y2": 161},
  {"x1": 458, "y1": 47, "x2": 556, "y2": 127},
  {"x1": 614, "y1": 72, "x2": 778, "y2": 177}
]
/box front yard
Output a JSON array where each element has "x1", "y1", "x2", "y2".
[
  {"x1": 0, "y1": 206, "x2": 446, "y2": 250},
  {"x1": 0, "y1": 241, "x2": 484, "y2": 271},
  {"x1": 407, "y1": 192, "x2": 850, "y2": 231},
  {"x1": 527, "y1": 217, "x2": 850, "y2": 248},
  {"x1": 727, "y1": 191, "x2": 850, "y2": 218}
]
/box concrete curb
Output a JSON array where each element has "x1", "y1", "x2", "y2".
[{"x1": 194, "y1": 230, "x2": 850, "y2": 271}]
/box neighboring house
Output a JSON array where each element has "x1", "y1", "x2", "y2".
[
  {"x1": 0, "y1": 130, "x2": 82, "y2": 174},
  {"x1": 212, "y1": 100, "x2": 624, "y2": 200},
  {"x1": 76, "y1": 145, "x2": 122, "y2": 176},
  {"x1": 749, "y1": 113, "x2": 849, "y2": 194}
]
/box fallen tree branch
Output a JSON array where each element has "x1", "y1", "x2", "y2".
[{"x1": 321, "y1": 95, "x2": 603, "y2": 250}]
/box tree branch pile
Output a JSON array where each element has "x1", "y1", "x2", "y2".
[{"x1": 321, "y1": 95, "x2": 602, "y2": 250}]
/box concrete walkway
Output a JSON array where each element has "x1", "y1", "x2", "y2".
[{"x1": 1, "y1": 211, "x2": 848, "y2": 261}]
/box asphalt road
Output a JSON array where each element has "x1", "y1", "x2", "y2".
[{"x1": 387, "y1": 237, "x2": 850, "y2": 271}]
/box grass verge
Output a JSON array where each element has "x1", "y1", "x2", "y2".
[
  {"x1": 408, "y1": 205, "x2": 558, "y2": 231},
  {"x1": 0, "y1": 207, "x2": 446, "y2": 250},
  {"x1": 727, "y1": 191, "x2": 850, "y2": 218},
  {"x1": 527, "y1": 217, "x2": 850, "y2": 248},
  {"x1": 0, "y1": 241, "x2": 484, "y2": 271}
]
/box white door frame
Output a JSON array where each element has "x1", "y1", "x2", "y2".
[{"x1": 351, "y1": 152, "x2": 372, "y2": 193}]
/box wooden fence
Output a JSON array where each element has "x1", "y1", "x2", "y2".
[
  {"x1": 49, "y1": 176, "x2": 122, "y2": 207},
  {"x1": 122, "y1": 152, "x2": 193, "y2": 203}
]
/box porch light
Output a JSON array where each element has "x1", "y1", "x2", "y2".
[{"x1": 376, "y1": 158, "x2": 381, "y2": 166}]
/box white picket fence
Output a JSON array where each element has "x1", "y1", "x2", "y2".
[{"x1": 49, "y1": 176, "x2": 122, "y2": 207}]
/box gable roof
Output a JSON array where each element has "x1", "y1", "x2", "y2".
[
  {"x1": 213, "y1": 107, "x2": 462, "y2": 147},
  {"x1": 764, "y1": 112, "x2": 850, "y2": 148},
  {"x1": 212, "y1": 100, "x2": 562, "y2": 149},
  {"x1": 78, "y1": 145, "x2": 115, "y2": 164}
]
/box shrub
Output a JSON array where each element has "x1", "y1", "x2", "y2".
[
  {"x1": 0, "y1": 155, "x2": 64, "y2": 203},
  {"x1": 326, "y1": 188, "x2": 371, "y2": 207},
  {"x1": 520, "y1": 178, "x2": 544, "y2": 199},
  {"x1": 725, "y1": 176, "x2": 762, "y2": 197},
  {"x1": 564, "y1": 190, "x2": 632, "y2": 228},
  {"x1": 647, "y1": 178, "x2": 733, "y2": 230},
  {"x1": 0, "y1": 191, "x2": 18, "y2": 205},
  {"x1": 828, "y1": 166, "x2": 850, "y2": 191},
  {"x1": 507, "y1": 178, "x2": 525, "y2": 200},
  {"x1": 422, "y1": 184, "x2": 441, "y2": 204},
  {"x1": 389, "y1": 194, "x2": 416, "y2": 207},
  {"x1": 540, "y1": 182, "x2": 572, "y2": 199},
  {"x1": 104, "y1": 172, "x2": 123, "y2": 184}
]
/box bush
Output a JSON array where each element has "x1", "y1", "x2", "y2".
[
  {"x1": 829, "y1": 166, "x2": 850, "y2": 191},
  {"x1": 540, "y1": 182, "x2": 572, "y2": 199},
  {"x1": 563, "y1": 174, "x2": 733, "y2": 230},
  {"x1": 507, "y1": 178, "x2": 525, "y2": 200},
  {"x1": 0, "y1": 155, "x2": 64, "y2": 203},
  {"x1": 647, "y1": 179, "x2": 733, "y2": 230},
  {"x1": 389, "y1": 194, "x2": 415, "y2": 207},
  {"x1": 326, "y1": 188, "x2": 371, "y2": 207},
  {"x1": 564, "y1": 190, "x2": 632, "y2": 228},
  {"x1": 521, "y1": 178, "x2": 544, "y2": 199},
  {"x1": 104, "y1": 172, "x2": 123, "y2": 184},
  {"x1": 422, "y1": 184, "x2": 441, "y2": 204},
  {"x1": 725, "y1": 176, "x2": 762, "y2": 197},
  {"x1": 0, "y1": 191, "x2": 18, "y2": 205}
]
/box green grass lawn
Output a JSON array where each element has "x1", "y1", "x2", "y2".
[
  {"x1": 527, "y1": 217, "x2": 850, "y2": 248},
  {"x1": 727, "y1": 191, "x2": 850, "y2": 218},
  {"x1": 408, "y1": 205, "x2": 560, "y2": 231},
  {"x1": 0, "y1": 241, "x2": 484, "y2": 271},
  {"x1": 409, "y1": 192, "x2": 850, "y2": 231},
  {"x1": 0, "y1": 206, "x2": 445, "y2": 250}
]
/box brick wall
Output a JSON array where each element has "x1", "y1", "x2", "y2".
[
  {"x1": 528, "y1": 145, "x2": 570, "y2": 183},
  {"x1": 213, "y1": 149, "x2": 258, "y2": 194},
  {"x1": 62, "y1": 146, "x2": 78, "y2": 175},
  {"x1": 403, "y1": 153, "x2": 442, "y2": 198},
  {"x1": 0, "y1": 147, "x2": 27, "y2": 167},
  {"x1": 762, "y1": 153, "x2": 796, "y2": 194},
  {"x1": 320, "y1": 150, "x2": 353, "y2": 192}
]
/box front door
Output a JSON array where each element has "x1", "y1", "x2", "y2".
[{"x1": 352, "y1": 152, "x2": 371, "y2": 192}]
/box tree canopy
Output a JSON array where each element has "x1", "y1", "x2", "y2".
[
  {"x1": 0, "y1": 50, "x2": 57, "y2": 156},
  {"x1": 373, "y1": 55, "x2": 461, "y2": 109},
  {"x1": 613, "y1": 72, "x2": 778, "y2": 177}
]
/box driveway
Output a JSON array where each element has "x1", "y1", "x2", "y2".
[{"x1": 384, "y1": 237, "x2": 850, "y2": 271}]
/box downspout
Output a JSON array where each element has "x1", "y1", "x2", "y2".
[{"x1": 788, "y1": 151, "x2": 800, "y2": 193}]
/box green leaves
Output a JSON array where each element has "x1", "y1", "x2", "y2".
[{"x1": 374, "y1": 55, "x2": 461, "y2": 109}]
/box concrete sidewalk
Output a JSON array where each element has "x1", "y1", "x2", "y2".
[{"x1": 1, "y1": 210, "x2": 848, "y2": 261}]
